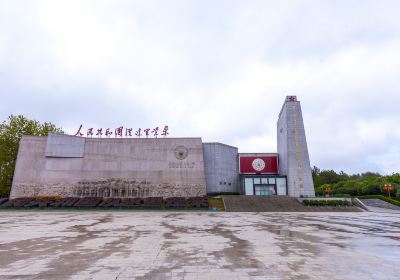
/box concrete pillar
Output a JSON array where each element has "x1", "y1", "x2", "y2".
[{"x1": 277, "y1": 96, "x2": 315, "y2": 197}]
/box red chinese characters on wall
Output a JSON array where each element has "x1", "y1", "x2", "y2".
[
  {"x1": 115, "y1": 126, "x2": 123, "y2": 137},
  {"x1": 74, "y1": 124, "x2": 84, "y2": 137},
  {"x1": 161, "y1": 125, "x2": 169, "y2": 137},
  {"x1": 74, "y1": 125, "x2": 169, "y2": 138},
  {"x1": 125, "y1": 128, "x2": 132, "y2": 137},
  {"x1": 239, "y1": 155, "x2": 279, "y2": 174}
]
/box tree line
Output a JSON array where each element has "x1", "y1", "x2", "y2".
[
  {"x1": 0, "y1": 115, "x2": 63, "y2": 197},
  {"x1": 312, "y1": 166, "x2": 400, "y2": 198}
]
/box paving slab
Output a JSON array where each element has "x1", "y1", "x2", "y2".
[{"x1": 0, "y1": 211, "x2": 399, "y2": 279}]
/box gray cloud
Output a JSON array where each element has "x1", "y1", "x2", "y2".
[{"x1": 0, "y1": 0, "x2": 399, "y2": 174}]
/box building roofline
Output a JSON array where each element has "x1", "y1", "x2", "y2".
[
  {"x1": 203, "y1": 142, "x2": 238, "y2": 149},
  {"x1": 239, "y1": 152, "x2": 278, "y2": 156}
]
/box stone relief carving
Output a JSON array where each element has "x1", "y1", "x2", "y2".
[{"x1": 11, "y1": 178, "x2": 206, "y2": 199}]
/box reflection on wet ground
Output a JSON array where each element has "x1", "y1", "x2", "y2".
[{"x1": 0, "y1": 211, "x2": 399, "y2": 279}]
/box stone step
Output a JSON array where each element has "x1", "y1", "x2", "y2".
[{"x1": 360, "y1": 199, "x2": 400, "y2": 211}]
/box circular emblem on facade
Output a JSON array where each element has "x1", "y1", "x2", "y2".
[
  {"x1": 252, "y1": 158, "x2": 265, "y2": 171},
  {"x1": 174, "y1": 145, "x2": 188, "y2": 160}
]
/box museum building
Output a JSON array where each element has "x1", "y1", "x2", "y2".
[{"x1": 10, "y1": 96, "x2": 315, "y2": 199}]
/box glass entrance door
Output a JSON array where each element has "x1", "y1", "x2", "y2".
[{"x1": 254, "y1": 184, "x2": 276, "y2": 196}]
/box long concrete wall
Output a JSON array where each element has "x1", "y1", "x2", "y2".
[{"x1": 10, "y1": 134, "x2": 207, "y2": 198}]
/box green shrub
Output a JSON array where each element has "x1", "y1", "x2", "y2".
[
  {"x1": 0, "y1": 189, "x2": 9, "y2": 198},
  {"x1": 313, "y1": 171, "x2": 400, "y2": 197},
  {"x1": 302, "y1": 200, "x2": 349, "y2": 207},
  {"x1": 360, "y1": 184, "x2": 381, "y2": 195}
]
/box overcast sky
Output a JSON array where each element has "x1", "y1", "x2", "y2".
[{"x1": 0, "y1": 0, "x2": 399, "y2": 174}]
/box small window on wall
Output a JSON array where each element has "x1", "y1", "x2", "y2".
[
  {"x1": 261, "y1": 178, "x2": 268, "y2": 184},
  {"x1": 254, "y1": 178, "x2": 261, "y2": 184},
  {"x1": 269, "y1": 178, "x2": 276, "y2": 184}
]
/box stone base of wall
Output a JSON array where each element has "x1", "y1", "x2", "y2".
[
  {"x1": 0, "y1": 196, "x2": 209, "y2": 209},
  {"x1": 10, "y1": 178, "x2": 207, "y2": 199}
]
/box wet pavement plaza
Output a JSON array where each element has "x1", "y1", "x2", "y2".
[{"x1": 0, "y1": 210, "x2": 399, "y2": 280}]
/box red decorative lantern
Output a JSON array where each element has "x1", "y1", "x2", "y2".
[
  {"x1": 324, "y1": 187, "x2": 333, "y2": 197},
  {"x1": 383, "y1": 184, "x2": 393, "y2": 198}
]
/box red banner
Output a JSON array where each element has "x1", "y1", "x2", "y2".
[{"x1": 239, "y1": 156, "x2": 278, "y2": 174}]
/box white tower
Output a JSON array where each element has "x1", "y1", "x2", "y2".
[{"x1": 277, "y1": 96, "x2": 315, "y2": 197}]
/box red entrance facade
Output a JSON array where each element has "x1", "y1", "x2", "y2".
[{"x1": 239, "y1": 153, "x2": 287, "y2": 196}]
